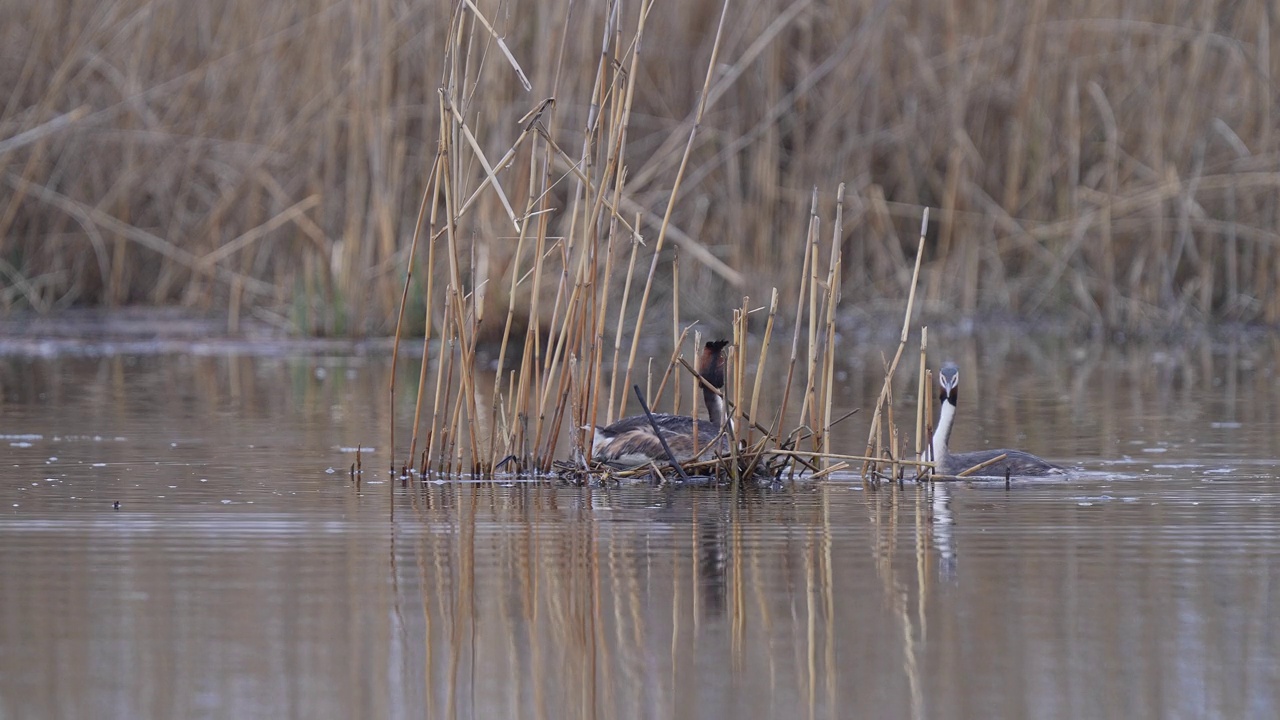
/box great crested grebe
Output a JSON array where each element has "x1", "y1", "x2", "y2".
[
  {"x1": 925, "y1": 363, "x2": 1063, "y2": 477},
  {"x1": 589, "y1": 340, "x2": 731, "y2": 468}
]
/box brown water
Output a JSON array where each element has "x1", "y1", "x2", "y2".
[{"x1": 2, "y1": 337, "x2": 1279, "y2": 719}]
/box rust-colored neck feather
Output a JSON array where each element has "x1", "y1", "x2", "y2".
[{"x1": 698, "y1": 340, "x2": 729, "y2": 426}]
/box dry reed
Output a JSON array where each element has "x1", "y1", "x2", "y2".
[
  {"x1": 3, "y1": 1, "x2": 1280, "y2": 332},
  {"x1": 7, "y1": 0, "x2": 1275, "y2": 480}
]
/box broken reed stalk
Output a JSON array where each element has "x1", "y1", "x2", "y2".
[
  {"x1": 885, "y1": 362, "x2": 897, "y2": 482},
  {"x1": 798, "y1": 187, "x2": 821, "y2": 432},
  {"x1": 487, "y1": 144, "x2": 541, "y2": 472},
  {"x1": 921, "y1": 367, "x2": 935, "y2": 477},
  {"x1": 774, "y1": 191, "x2": 818, "y2": 445},
  {"x1": 767, "y1": 448, "x2": 933, "y2": 468},
  {"x1": 677, "y1": 356, "x2": 775, "y2": 439},
  {"x1": 645, "y1": 358, "x2": 653, "y2": 406},
  {"x1": 447, "y1": 363, "x2": 468, "y2": 473},
  {"x1": 734, "y1": 299, "x2": 748, "y2": 437},
  {"x1": 633, "y1": 384, "x2": 691, "y2": 482},
  {"x1": 671, "y1": 252, "x2": 682, "y2": 415},
  {"x1": 690, "y1": 330, "x2": 703, "y2": 461},
  {"x1": 955, "y1": 453, "x2": 1010, "y2": 478},
  {"x1": 748, "y1": 288, "x2": 778, "y2": 437},
  {"x1": 390, "y1": 149, "x2": 442, "y2": 473},
  {"x1": 411, "y1": 153, "x2": 445, "y2": 473},
  {"x1": 535, "y1": 259, "x2": 587, "y2": 467},
  {"x1": 511, "y1": 206, "x2": 551, "y2": 469},
  {"x1": 650, "y1": 324, "x2": 696, "y2": 409},
  {"x1": 819, "y1": 274, "x2": 838, "y2": 464},
  {"x1": 915, "y1": 326, "x2": 928, "y2": 464},
  {"x1": 568, "y1": 355, "x2": 582, "y2": 467},
  {"x1": 460, "y1": 285, "x2": 485, "y2": 473},
  {"x1": 817, "y1": 183, "x2": 845, "y2": 466},
  {"x1": 607, "y1": 224, "x2": 643, "y2": 425},
  {"x1": 430, "y1": 320, "x2": 456, "y2": 473},
  {"x1": 555, "y1": 61, "x2": 625, "y2": 472},
  {"x1": 737, "y1": 303, "x2": 782, "y2": 481},
  {"x1": 809, "y1": 462, "x2": 851, "y2": 481},
  {"x1": 728, "y1": 303, "x2": 749, "y2": 487},
  {"x1": 862, "y1": 207, "x2": 930, "y2": 480},
  {"x1": 531, "y1": 243, "x2": 571, "y2": 458},
  {"x1": 584, "y1": 173, "x2": 626, "y2": 455},
  {"x1": 439, "y1": 336, "x2": 462, "y2": 474},
  {"x1": 437, "y1": 113, "x2": 484, "y2": 474},
  {"x1": 684, "y1": 348, "x2": 833, "y2": 479}
]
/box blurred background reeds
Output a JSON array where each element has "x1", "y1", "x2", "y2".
[{"x1": 3, "y1": 0, "x2": 1279, "y2": 335}]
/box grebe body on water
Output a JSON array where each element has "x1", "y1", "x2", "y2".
[
  {"x1": 590, "y1": 340, "x2": 731, "y2": 468},
  {"x1": 925, "y1": 363, "x2": 1063, "y2": 477}
]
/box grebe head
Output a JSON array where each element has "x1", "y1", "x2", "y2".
[
  {"x1": 698, "y1": 340, "x2": 730, "y2": 388},
  {"x1": 925, "y1": 362, "x2": 962, "y2": 466},
  {"x1": 938, "y1": 363, "x2": 959, "y2": 404},
  {"x1": 698, "y1": 340, "x2": 730, "y2": 428}
]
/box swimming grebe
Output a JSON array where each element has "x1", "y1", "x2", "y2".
[
  {"x1": 925, "y1": 363, "x2": 1063, "y2": 477},
  {"x1": 589, "y1": 340, "x2": 731, "y2": 468}
]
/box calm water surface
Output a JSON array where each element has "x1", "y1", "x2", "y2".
[{"x1": 2, "y1": 337, "x2": 1279, "y2": 719}]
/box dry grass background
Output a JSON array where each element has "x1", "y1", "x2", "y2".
[{"x1": 2, "y1": 0, "x2": 1279, "y2": 335}]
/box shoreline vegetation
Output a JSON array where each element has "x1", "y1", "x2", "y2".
[
  {"x1": 3, "y1": 1, "x2": 1279, "y2": 336},
  {"x1": 5, "y1": 1, "x2": 1280, "y2": 478}
]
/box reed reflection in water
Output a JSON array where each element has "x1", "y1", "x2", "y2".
[
  {"x1": 1, "y1": 338, "x2": 1280, "y2": 718},
  {"x1": 4, "y1": 477, "x2": 1278, "y2": 718},
  {"x1": 391, "y1": 477, "x2": 1278, "y2": 719}
]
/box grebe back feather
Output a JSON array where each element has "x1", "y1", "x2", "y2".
[{"x1": 590, "y1": 340, "x2": 731, "y2": 468}]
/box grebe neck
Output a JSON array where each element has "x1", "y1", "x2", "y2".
[
  {"x1": 703, "y1": 385, "x2": 727, "y2": 428},
  {"x1": 930, "y1": 393, "x2": 956, "y2": 462},
  {"x1": 696, "y1": 338, "x2": 731, "y2": 432}
]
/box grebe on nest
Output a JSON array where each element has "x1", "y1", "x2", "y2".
[
  {"x1": 589, "y1": 340, "x2": 731, "y2": 468},
  {"x1": 925, "y1": 363, "x2": 1063, "y2": 477}
]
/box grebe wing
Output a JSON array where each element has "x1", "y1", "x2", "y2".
[
  {"x1": 593, "y1": 428, "x2": 672, "y2": 467},
  {"x1": 943, "y1": 449, "x2": 1063, "y2": 477},
  {"x1": 592, "y1": 416, "x2": 727, "y2": 468},
  {"x1": 597, "y1": 413, "x2": 693, "y2": 436}
]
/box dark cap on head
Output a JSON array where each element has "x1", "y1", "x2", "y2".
[
  {"x1": 939, "y1": 363, "x2": 959, "y2": 386},
  {"x1": 698, "y1": 340, "x2": 730, "y2": 388},
  {"x1": 938, "y1": 362, "x2": 959, "y2": 402}
]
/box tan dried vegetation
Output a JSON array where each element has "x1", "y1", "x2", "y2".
[
  {"x1": 4, "y1": 0, "x2": 1278, "y2": 476},
  {"x1": 3, "y1": 0, "x2": 1278, "y2": 332}
]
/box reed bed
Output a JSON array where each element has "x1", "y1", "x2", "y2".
[
  {"x1": 4, "y1": 0, "x2": 1280, "y2": 334},
  {"x1": 390, "y1": 0, "x2": 841, "y2": 478},
  {"x1": 389, "y1": 122, "x2": 934, "y2": 485},
  {"x1": 360, "y1": 0, "x2": 858, "y2": 482}
]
